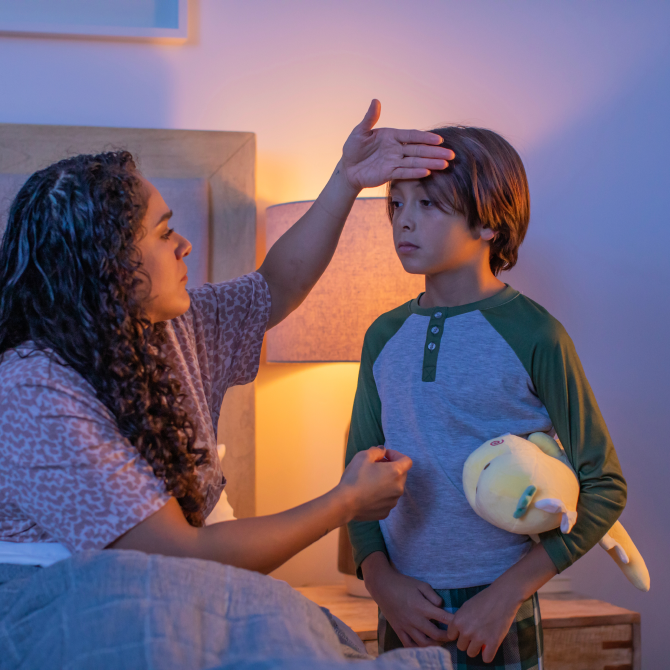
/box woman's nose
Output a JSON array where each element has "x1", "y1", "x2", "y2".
[{"x1": 176, "y1": 233, "x2": 192, "y2": 259}]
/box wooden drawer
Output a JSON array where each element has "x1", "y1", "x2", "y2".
[
  {"x1": 544, "y1": 624, "x2": 636, "y2": 670},
  {"x1": 541, "y1": 595, "x2": 641, "y2": 670}
]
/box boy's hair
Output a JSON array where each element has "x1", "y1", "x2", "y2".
[{"x1": 387, "y1": 126, "x2": 530, "y2": 275}]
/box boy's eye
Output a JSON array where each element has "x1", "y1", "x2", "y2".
[
  {"x1": 391, "y1": 200, "x2": 402, "y2": 210},
  {"x1": 162, "y1": 227, "x2": 175, "y2": 240},
  {"x1": 420, "y1": 199, "x2": 433, "y2": 207}
]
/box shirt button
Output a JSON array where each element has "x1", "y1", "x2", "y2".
[
  {"x1": 434, "y1": 312, "x2": 442, "y2": 318},
  {"x1": 431, "y1": 326, "x2": 440, "y2": 334},
  {"x1": 427, "y1": 342, "x2": 436, "y2": 351}
]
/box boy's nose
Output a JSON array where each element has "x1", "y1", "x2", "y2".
[{"x1": 398, "y1": 211, "x2": 416, "y2": 231}]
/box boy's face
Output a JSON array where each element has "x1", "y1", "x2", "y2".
[{"x1": 389, "y1": 180, "x2": 492, "y2": 276}]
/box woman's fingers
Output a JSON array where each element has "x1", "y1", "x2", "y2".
[
  {"x1": 383, "y1": 448, "x2": 408, "y2": 462},
  {"x1": 395, "y1": 128, "x2": 445, "y2": 146},
  {"x1": 390, "y1": 168, "x2": 432, "y2": 180},
  {"x1": 400, "y1": 156, "x2": 450, "y2": 170},
  {"x1": 365, "y1": 445, "x2": 387, "y2": 462},
  {"x1": 401, "y1": 143, "x2": 455, "y2": 161},
  {"x1": 343, "y1": 447, "x2": 412, "y2": 520}
]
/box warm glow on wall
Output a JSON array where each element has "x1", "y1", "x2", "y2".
[
  {"x1": 265, "y1": 197, "x2": 424, "y2": 362},
  {"x1": 256, "y1": 361, "x2": 359, "y2": 586}
]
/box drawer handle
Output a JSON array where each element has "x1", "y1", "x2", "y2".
[{"x1": 602, "y1": 640, "x2": 633, "y2": 650}]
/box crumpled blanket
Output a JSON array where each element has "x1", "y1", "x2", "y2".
[{"x1": 0, "y1": 550, "x2": 453, "y2": 669}]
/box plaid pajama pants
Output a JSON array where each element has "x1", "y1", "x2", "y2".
[{"x1": 378, "y1": 584, "x2": 544, "y2": 670}]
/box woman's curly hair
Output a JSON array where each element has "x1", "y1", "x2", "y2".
[{"x1": 0, "y1": 151, "x2": 208, "y2": 526}]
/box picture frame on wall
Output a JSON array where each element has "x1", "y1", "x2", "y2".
[{"x1": 0, "y1": 0, "x2": 188, "y2": 43}]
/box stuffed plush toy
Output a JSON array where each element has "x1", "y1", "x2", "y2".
[{"x1": 463, "y1": 433, "x2": 650, "y2": 592}]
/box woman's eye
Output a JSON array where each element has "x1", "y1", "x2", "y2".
[
  {"x1": 162, "y1": 227, "x2": 175, "y2": 240},
  {"x1": 420, "y1": 199, "x2": 433, "y2": 207},
  {"x1": 391, "y1": 200, "x2": 402, "y2": 209}
]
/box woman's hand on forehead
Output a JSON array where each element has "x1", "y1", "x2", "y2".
[{"x1": 341, "y1": 100, "x2": 455, "y2": 190}]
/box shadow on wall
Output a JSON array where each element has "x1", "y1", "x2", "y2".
[{"x1": 506, "y1": 49, "x2": 670, "y2": 669}]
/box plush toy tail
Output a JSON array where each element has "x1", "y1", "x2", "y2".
[{"x1": 599, "y1": 521, "x2": 650, "y2": 592}]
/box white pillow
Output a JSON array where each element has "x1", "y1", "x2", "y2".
[{"x1": 205, "y1": 444, "x2": 236, "y2": 524}]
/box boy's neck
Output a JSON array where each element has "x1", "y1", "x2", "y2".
[{"x1": 419, "y1": 261, "x2": 506, "y2": 309}]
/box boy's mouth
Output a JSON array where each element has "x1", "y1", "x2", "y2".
[{"x1": 397, "y1": 242, "x2": 419, "y2": 253}]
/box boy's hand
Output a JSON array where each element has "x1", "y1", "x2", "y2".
[
  {"x1": 444, "y1": 542, "x2": 556, "y2": 662},
  {"x1": 341, "y1": 100, "x2": 454, "y2": 191},
  {"x1": 445, "y1": 582, "x2": 522, "y2": 662},
  {"x1": 362, "y1": 552, "x2": 453, "y2": 648}
]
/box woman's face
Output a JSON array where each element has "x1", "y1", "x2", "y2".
[{"x1": 135, "y1": 178, "x2": 192, "y2": 323}]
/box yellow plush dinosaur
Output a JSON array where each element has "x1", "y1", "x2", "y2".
[{"x1": 462, "y1": 433, "x2": 650, "y2": 591}]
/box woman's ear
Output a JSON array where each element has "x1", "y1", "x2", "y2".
[{"x1": 479, "y1": 226, "x2": 496, "y2": 241}]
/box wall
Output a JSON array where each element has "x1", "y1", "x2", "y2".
[{"x1": 1, "y1": 1, "x2": 668, "y2": 664}]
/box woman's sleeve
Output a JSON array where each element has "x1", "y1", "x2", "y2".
[
  {"x1": 1, "y1": 380, "x2": 170, "y2": 552},
  {"x1": 185, "y1": 272, "x2": 272, "y2": 398}
]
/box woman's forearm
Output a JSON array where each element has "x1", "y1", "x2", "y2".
[
  {"x1": 199, "y1": 487, "x2": 352, "y2": 573},
  {"x1": 111, "y1": 487, "x2": 353, "y2": 574},
  {"x1": 259, "y1": 160, "x2": 359, "y2": 329},
  {"x1": 110, "y1": 447, "x2": 411, "y2": 573}
]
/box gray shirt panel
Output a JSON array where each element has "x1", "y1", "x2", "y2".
[{"x1": 374, "y1": 310, "x2": 553, "y2": 588}]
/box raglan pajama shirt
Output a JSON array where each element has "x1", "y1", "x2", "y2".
[{"x1": 345, "y1": 285, "x2": 627, "y2": 669}]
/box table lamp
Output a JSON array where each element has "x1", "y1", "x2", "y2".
[{"x1": 265, "y1": 198, "x2": 423, "y2": 363}]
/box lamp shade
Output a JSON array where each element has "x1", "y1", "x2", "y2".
[{"x1": 265, "y1": 198, "x2": 424, "y2": 362}]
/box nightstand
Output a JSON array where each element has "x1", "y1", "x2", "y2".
[{"x1": 296, "y1": 585, "x2": 641, "y2": 669}]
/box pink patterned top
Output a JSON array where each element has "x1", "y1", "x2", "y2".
[{"x1": 0, "y1": 272, "x2": 271, "y2": 552}]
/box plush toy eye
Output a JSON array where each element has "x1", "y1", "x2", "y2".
[{"x1": 483, "y1": 463, "x2": 491, "y2": 470}]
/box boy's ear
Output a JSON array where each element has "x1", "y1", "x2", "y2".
[{"x1": 479, "y1": 226, "x2": 496, "y2": 241}]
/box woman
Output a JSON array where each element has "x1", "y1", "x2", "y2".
[{"x1": 0, "y1": 102, "x2": 454, "y2": 668}]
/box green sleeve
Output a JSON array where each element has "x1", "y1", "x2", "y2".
[
  {"x1": 483, "y1": 296, "x2": 627, "y2": 573},
  {"x1": 345, "y1": 303, "x2": 411, "y2": 578}
]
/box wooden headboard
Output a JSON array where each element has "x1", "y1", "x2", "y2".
[{"x1": 0, "y1": 123, "x2": 258, "y2": 518}]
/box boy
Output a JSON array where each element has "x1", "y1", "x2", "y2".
[{"x1": 345, "y1": 126, "x2": 627, "y2": 668}]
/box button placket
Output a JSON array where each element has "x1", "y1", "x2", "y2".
[{"x1": 422, "y1": 309, "x2": 447, "y2": 382}]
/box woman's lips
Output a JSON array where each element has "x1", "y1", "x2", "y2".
[
  {"x1": 181, "y1": 274, "x2": 188, "y2": 283},
  {"x1": 397, "y1": 242, "x2": 419, "y2": 253}
]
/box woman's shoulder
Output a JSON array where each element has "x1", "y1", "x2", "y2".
[
  {"x1": 0, "y1": 343, "x2": 99, "y2": 407},
  {"x1": 184, "y1": 271, "x2": 271, "y2": 325}
]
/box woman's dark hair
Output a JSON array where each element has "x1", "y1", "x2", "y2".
[
  {"x1": 387, "y1": 126, "x2": 530, "y2": 275},
  {"x1": 0, "y1": 151, "x2": 208, "y2": 526}
]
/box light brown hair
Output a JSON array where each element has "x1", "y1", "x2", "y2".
[{"x1": 387, "y1": 126, "x2": 530, "y2": 275}]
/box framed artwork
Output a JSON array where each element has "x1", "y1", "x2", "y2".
[{"x1": 0, "y1": 0, "x2": 188, "y2": 42}]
